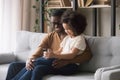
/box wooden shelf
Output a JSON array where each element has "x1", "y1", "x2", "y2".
[
  {"x1": 89, "y1": 4, "x2": 111, "y2": 8},
  {"x1": 78, "y1": 5, "x2": 111, "y2": 8},
  {"x1": 46, "y1": 7, "x2": 72, "y2": 9}
]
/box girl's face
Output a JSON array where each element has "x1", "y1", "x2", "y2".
[{"x1": 62, "y1": 23, "x2": 75, "y2": 37}]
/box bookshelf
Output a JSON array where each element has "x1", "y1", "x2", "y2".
[
  {"x1": 40, "y1": 0, "x2": 116, "y2": 36},
  {"x1": 77, "y1": 0, "x2": 116, "y2": 36}
]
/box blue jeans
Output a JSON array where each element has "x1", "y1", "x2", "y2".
[
  {"x1": 6, "y1": 57, "x2": 78, "y2": 80},
  {"x1": 6, "y1": 62, "x2": 25, "y2": 80}
]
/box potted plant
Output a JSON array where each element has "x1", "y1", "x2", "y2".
[{"x1": 32, "y1": 0, "x2": 52, "y2": 32}]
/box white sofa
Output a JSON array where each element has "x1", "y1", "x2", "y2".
[{"x1": 0, "y1": 31, "x2": 120, "y2": 80}]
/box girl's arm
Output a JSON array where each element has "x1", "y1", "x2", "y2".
[
  {"x1": 54, "y1": 47, "x2": 82, "y2": 59},
  {"x1": 43, "y1": 48, "x2": 62, "y2": 59},
  {"x1": 53, "y1": 47, "x2": 62, "y2": 55},
  {"x1": 44, "y1": 47, "x2": 84, "y2": 60}
]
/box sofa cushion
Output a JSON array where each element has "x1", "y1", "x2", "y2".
[
  {"x1": 15, "y1": 31, "x2": 47, "y2": 62},
  {"x1": 110, "y1": 37, "x2": 120, "y2": 65},
  {"x1": 15, "y1": 31, "x2": 30, "y2": 52},
  {"x1": 0, "y1": 52, "x2": 15, "y2": 64},
  {"x1": 0, "y1": 64, "x2": 10, "y2": 80},
  {"x1": 43, "y1": 73, "x2": 94, "y2": 80},
  {"x1": 15, "y1": 50, "x2": 32, "y2": 62},
  {"x1": 79, "y1": 37, "x2": 120, "y2": 72},
  {"x1": 29, "y1": 32, "x2": 47, "y2": 50}
]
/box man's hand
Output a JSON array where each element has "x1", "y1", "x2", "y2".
[
  {"x1": 43, "y1": 49, "x2": 55, "y2": 59},
  {"x1": 52, "y1": 59, "x2": 70, "y2": 68},
  {"x1": 25, "y1": 58, "x2": 35, "y2": 70}
]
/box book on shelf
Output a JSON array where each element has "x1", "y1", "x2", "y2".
[
  {"x1": 78, "y1": 0, "x2": 84, "y2": 7},
  {"x1": 78, "y1": 0, "x2": 93, "y2": 7},
  {"x1": 85, "y1": 0, "x2": 93, "y2": 7},
  {"x1": 46, "y1": 0, "x2": 71, "y2": 7},
  {"x1": 61, "y1": 0, "x2": 71, "y2": 7},
  {"x1": 46, "y1": 0, "x2": 63, "y2": 7}
]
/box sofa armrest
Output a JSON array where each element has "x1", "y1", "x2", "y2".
[
  {"x1": 101, "y1": 69, "x2": 120, "y2": 80},
  {"x1": 94, "y1": 65, "x2": 120, "y2": 80},
  {"x1": 0, "y1": 52, "x2": 16, "y2": 64}
]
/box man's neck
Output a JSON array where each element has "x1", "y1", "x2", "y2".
[{"x1": 58, "y1": 31, "x2": 67, "y2": 40}]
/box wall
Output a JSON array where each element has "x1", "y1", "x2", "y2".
[
  {"x1": 78, "y1": 8, "x2": 93, "y2": 36},
  {"x1": 116, "y1": 7, "x2": 120, "y2": 36},
  {"x1": 78, "y1": 7, "x2": 120, "y2": 37}
]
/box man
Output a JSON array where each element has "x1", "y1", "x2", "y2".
[{"x1": 6, "y1": 9, "x2": 92, "y2": 80}]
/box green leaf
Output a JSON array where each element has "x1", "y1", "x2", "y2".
[
  {"x1": 32, "y1": 5, "x2": 36, "y2": 8},
  {"x1": 35, "y1": 19, "x2": 39, "y2": 24},
  {"x1": 119, "y1": 24, "x2": 120, "y2": 30}
]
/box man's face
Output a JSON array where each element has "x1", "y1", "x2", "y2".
[{"x1": 50, "y1": 16, "x2": 64, "y2": 33}]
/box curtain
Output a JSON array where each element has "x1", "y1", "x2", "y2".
[
  {"x1": 0, "y1": 0, "x2": 21, "y2": 52},
  {"x1": 0, "y1": 0, "x2": 37, "y2": 52}
]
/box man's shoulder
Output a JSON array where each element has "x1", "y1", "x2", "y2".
[
  {"x1": 45, "y1": 31, "x2": 59, "y2": 40},
  {"x1": 47, "y1": 31, "x2": 58, "y2": 36}
]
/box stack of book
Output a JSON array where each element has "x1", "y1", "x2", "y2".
[
  {"x1": 46, "y1": 0, "x2": 71, "y2": 7},
  {"x1": 78, "y1": 0, "x2": 93, "y2": 7}
]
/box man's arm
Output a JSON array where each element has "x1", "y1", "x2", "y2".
[
  {"x1": 29, "y1": 34, "x2": 50, "y2": 59},
  {"x1": 26, "y1": 34, "x2": 50, "y2": 70},
  {"x1": 29, "y1": 47, "x2": 44, "y2": 59}
]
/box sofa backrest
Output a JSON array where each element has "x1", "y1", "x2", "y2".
[
  {"x1": 79, "y1": 36, "x2": 120, "y2": 72},
  {"x1": 14, "y1": 31, "x2": 47, "y2": 61}
]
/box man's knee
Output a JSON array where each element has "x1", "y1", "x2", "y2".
[
  {"x1": 9, "y1": 62, "x2": 17, "y2": 68},
  {"x1": 9, "y1": 62, "x2": 25, "y2": 69}
]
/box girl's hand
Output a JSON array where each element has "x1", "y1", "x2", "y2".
[{"x1": 43, "y1": 49, "x2": 55, "y2": 59}]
